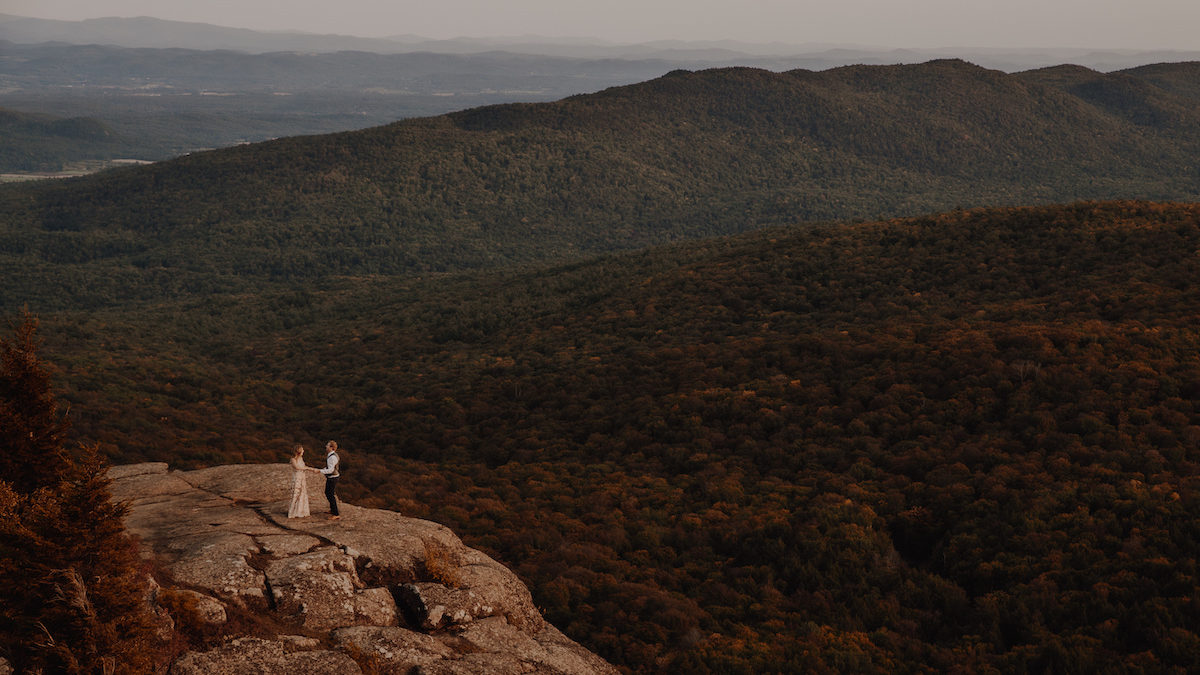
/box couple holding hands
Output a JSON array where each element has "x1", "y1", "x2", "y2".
[{"x1": 288, "y1": 441, "x2": 341, "y2": 520}]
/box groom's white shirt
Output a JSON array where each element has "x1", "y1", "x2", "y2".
[{"x1": 320, "y1": 452, "x2": 339, "y2": 477}]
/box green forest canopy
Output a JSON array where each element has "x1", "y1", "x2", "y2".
[{"x1": 4, "y1": 60, "x2": 1200, "y2": 312}]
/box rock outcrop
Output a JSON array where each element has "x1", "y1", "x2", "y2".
[{"x1": 109, "y1": 463, "x2": 617, "y2": 674}]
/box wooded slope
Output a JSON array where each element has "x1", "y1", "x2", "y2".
[
  {"x1": 3, "y1": 60, "x2": 1200, "y2": 311},
  {"x1": 39, "y1": 201, "x2": 1200, "y2": 673}
]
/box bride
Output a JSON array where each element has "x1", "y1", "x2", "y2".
[{"x1": 288, "y1": 444, "x2": 314, "y2": 518}]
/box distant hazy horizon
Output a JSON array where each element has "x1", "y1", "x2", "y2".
[{"x1": 7, "y1": 1, "x2": 1200, "y2": 51}]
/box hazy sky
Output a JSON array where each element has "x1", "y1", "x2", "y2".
[{"x1": 8, "y1": 0, "x2": 1200, "y2": 49}]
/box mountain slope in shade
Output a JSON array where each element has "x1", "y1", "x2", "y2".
[
  {"x1": 1116, "y1": 61, "x2": 1200, "y2": 102},
  {"x1": 2, "y1": 59, "x2": 1200, "y2": 312},
  {"x1": 0, "y1": 107, "x2": 123, "y2": 171}
]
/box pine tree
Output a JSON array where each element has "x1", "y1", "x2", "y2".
[
  {"x1": 0, "y1": 314, "x2": 164, "y2": 673},
  {"x1": 0, "y1": 478, "x2": 46, "y2": 668},
  {"x1": 0, "y1": 310, "x2": 71, "y2": 493}
]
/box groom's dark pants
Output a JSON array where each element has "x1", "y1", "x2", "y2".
[{"x1": 325, "y1": 476, "x2": 339, "y2": 516}]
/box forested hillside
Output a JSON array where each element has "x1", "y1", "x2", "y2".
[
  {"x1": 3, "y1": 60, "x2": 1200, "y2": 312},
  {"x1": 0, "y1": 107, "x2": 123, "y2": 172},
  {"x1": 32, "y1": 201, "x2": 1200, "y2": 673}
]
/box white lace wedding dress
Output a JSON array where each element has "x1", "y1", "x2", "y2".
[{"x1": 287, "y1": 457, "x2": 311, "y2": 518}]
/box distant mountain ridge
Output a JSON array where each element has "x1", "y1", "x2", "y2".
[
  {"x1": 0, "y1": 40, "x2": 680, "y2": 94},
  {"x1": 0, "y1": 14, "x2": 412, "y2": 54},
  {"x1": 2, "y1": 59, "x2": 1200, "y2": 311},
  {"x1": 0, "y1": 39, "x2": 689, "y2": 171},
  {"x1": 6, "y1": 14, "x2": 1200, "y2": 174},
  {"x1": 3, "y1": 13, "x2": 1199, "y2": 71}
]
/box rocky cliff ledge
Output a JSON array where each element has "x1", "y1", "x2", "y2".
[{"x1": 109, "y1": 463, "x2": 618, "y2": 674}]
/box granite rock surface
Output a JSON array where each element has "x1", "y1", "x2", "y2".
[{"x1": 109, "y1": 463, "x2": 616, "y2": 674}]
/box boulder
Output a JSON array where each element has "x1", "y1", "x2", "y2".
[
  {"x1": 165, "y1": 588, "x2": 228, "y2": 626},
  {"x1": 168, "y1": 532, "x2": 266, "y2": 606},
  {"x1": 265, "y1": 547, "x2": 397, "y2": 630},
  {"x1": 419, "y1": 652, "x2": 550, "y2": 675},
  {"x1": 144, "y1": 575, "x2": 179, "y2": 640},
  {"x1": 332, "y1": 625, "x2": 455, "y2": 671},
  {"x1": 397, "y1": 582, "x2": 496, "y2": 630},
  {"x1": 278, "y1": 505, "x2": 545, "y2": 630},
  {"x1": 168, "y1": 637, "x2": 361, "y2": 675},
  {"x1": 457, "y1": 617, "x2": 620, "y2": 675}
]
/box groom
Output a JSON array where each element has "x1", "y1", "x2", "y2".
[{"x1": 319, "y1": 440, "x2": 341, "y2": 520}]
